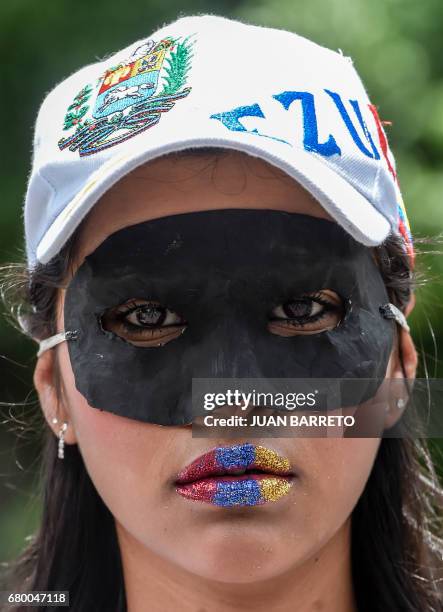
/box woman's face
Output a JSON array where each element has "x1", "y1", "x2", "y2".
[{"x1": 46, "y1": 151, "x2": 406, "y2": 583}]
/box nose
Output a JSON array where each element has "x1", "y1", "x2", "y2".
[
  {"x1": 209, "y1": 398, "x2": 258, "y2": 420},
  {"x1": 191, "y1": 315, "x2": 267, "y2": 379},
  {"x1": 173, "y1": 316, "x2": 267, "y2": 426}
]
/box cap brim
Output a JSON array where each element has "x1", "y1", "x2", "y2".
[{"x1": 36, "y1": 128, "x2": 391, "y2": 264}]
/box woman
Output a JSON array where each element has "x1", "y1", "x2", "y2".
[{"x1": 2, "y1": 14, "x2": 442, "y2": 612}]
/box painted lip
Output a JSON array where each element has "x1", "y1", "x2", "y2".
[{"x1": 175, "y1": 443, "x2": 295, "y2": 507}]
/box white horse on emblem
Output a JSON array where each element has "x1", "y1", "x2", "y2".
[{"x1": 97, "y1": 82, "x2": 155, "y2": 113}]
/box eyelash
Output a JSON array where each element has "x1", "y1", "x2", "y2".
[
  {"x1": 113, "y1": 293, "x2": 341, "y2": 333},
  {"x1": 114, "y1": 300, "x2": 185, "y2": 335},
  {"x1": 269, "y1": 292, "x2": 341, "y2": 327}
]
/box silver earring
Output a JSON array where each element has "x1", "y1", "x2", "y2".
[
  {"x1": 396, "y1": 398, "x2": 406, "y2": 410},
  {"x1": 57, "y1": 422, "x2": 68, "y2": 460}
]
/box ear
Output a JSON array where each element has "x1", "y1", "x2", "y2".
[
  {"x1": 404, "y1": 292, "x2": 416, "y2": 318},
  {"x1": 33, "y1": 349, "x2": 77, "y2": 445},
  {"x1": 395, "y1": 293, "x2": 418, "y2": 380},
  {"x1": 384, "y1": 301, "x2": 417, "y2": 429}
]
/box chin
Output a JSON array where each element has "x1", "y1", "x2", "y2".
[{"x1": 168, "y1": 523, "x2": 301, "y2": 583}]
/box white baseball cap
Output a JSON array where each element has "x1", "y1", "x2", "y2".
[{"x1": 24, "y1": 13, "x2": 413, "y2": 268}]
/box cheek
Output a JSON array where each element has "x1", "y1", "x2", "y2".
[
  {"x1": 56, "y1": 343, "x2": 178, "y2": 531},
  {"x1": 294, "y1": 437, "x2": 380, "y2": 543}
]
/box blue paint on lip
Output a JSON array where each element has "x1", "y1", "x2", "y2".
[
  {"x1": 213, "y1": 478, "x2": 262, "y2": 507},
  {"x1": 215, "y1": 443, "x2": 255, "y2": 471}
]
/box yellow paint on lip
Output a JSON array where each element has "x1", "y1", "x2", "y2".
[
  {"x1": 254, "y1": 445, "x2": 292, "y2": 474},
  {"x1": 259, "y1": 476, "x2": 293, "y2": 502}
]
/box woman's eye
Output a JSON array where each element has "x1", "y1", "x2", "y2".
[
  {"x1": 101, "y1": 299, "x2": 187, "y2": 347},
  {"x1": 125, "y1": 303, "x2": 181, "y2": 328},
  {"x1": 272, "y1": 299, "x2": 324, "y2": 320},
  {"x1": 267, "y1": 290, "x2": 344, "y2": 337}
]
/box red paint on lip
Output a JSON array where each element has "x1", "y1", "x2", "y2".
[
  {"x1": 176, "y1": 448, "x2": 219, "y2": 485},
  {"x1": 176, "y1": 479, "x2": 218, "y2": 503}
]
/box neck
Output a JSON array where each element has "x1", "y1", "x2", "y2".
[{"x1": 116, "y1": 518, "x2": 357, "y2": 612}]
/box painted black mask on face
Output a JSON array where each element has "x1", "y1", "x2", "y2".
[{"x1": 64, "y1": 209, "x2": 394, "y2": 425}]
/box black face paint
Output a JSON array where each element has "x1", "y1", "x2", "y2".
[{"x1": 64, "y1": 210, "x2": 394, "y2": 425}]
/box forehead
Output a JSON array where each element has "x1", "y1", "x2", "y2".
[{"x1": 73, "y1": 151, "x2": 332, "y2": 271}]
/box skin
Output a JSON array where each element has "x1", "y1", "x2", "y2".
[{"x1": 34, "y1": 151, "x2": 417, "y2": 612}]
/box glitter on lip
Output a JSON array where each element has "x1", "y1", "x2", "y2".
[
  {"x1": 175, "y1": 443, "x2": 294, "y2": 507},
  {"x1": 176, "y1": 474, "x2": 293, "y2": 506}
]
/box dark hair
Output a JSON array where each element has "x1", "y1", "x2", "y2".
[{"x1": 1, "y1": 149, "x2": 443, "y2": 612}]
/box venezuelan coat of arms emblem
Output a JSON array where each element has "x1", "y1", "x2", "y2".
[{"x1": 58, "y1": 35, "x2": 194, "y2": 156}]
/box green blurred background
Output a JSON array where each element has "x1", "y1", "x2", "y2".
[{"x1": 1, "y1": 0, "x2": 442, "y2": 564}]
